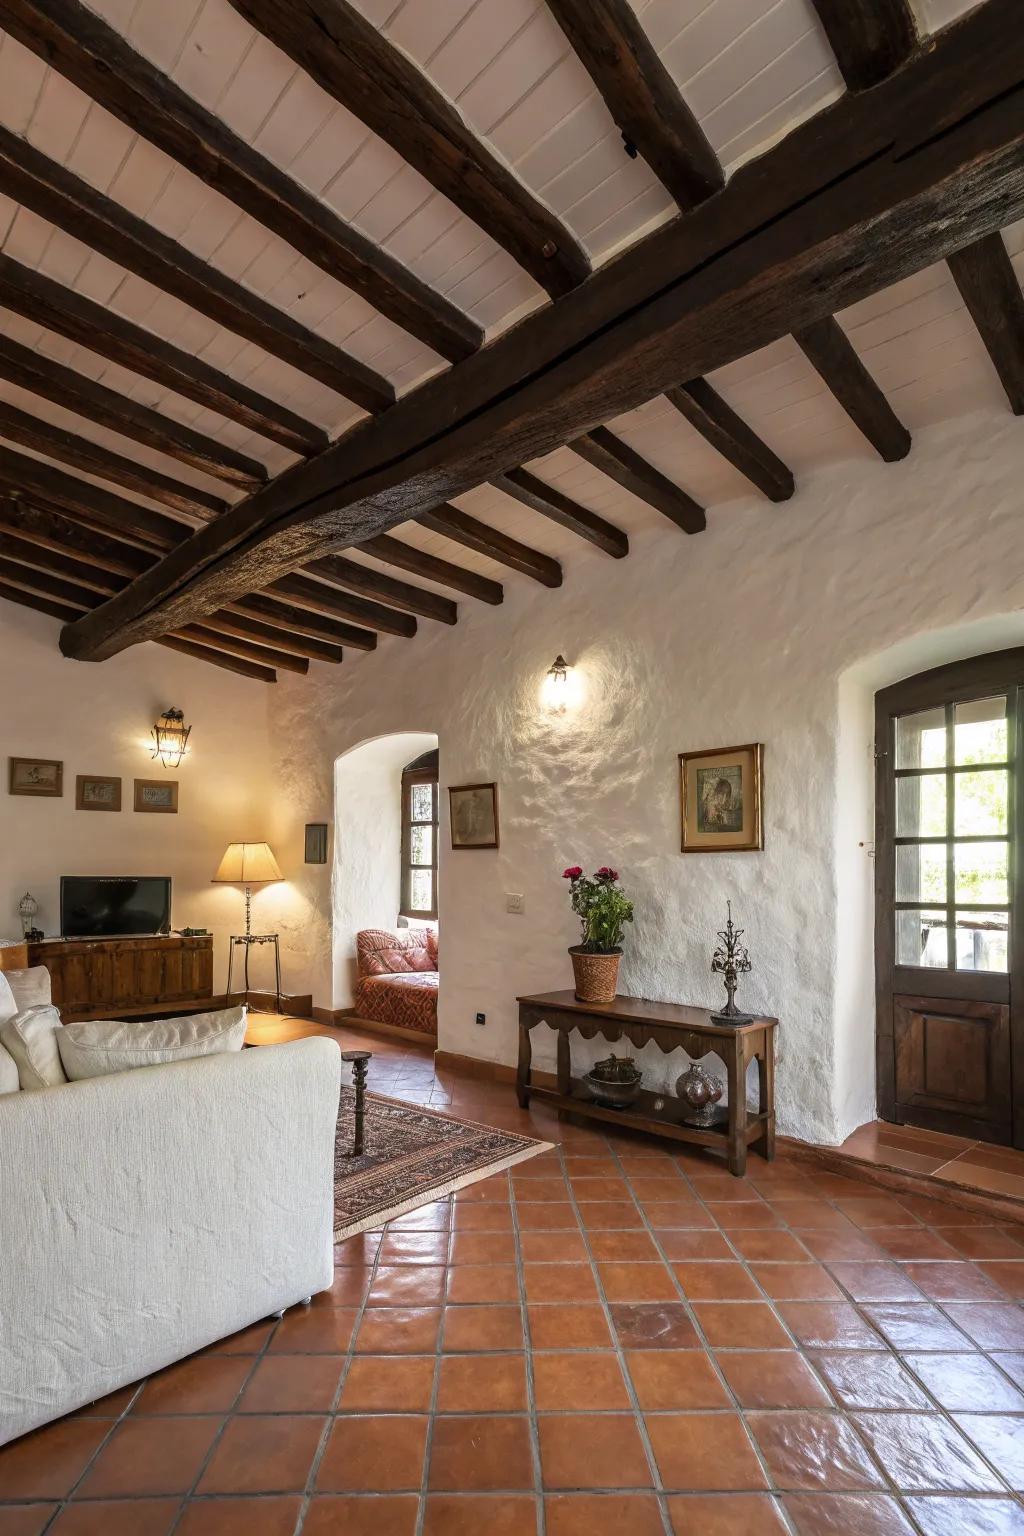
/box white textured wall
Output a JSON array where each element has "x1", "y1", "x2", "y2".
[
  {"x1": 266, "y1": 408, "x2": 1024, "y2": 1145},
  {"x1": 0, "y1": 604, "x2": 275, "y2": 994}
]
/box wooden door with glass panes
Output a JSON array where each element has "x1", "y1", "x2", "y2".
[{"x1": 875, "y1": 650, "x2": 1024, "y2": 1145}]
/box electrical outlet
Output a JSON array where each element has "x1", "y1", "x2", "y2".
[
  {"x1": 506, "y1": 892, "x2": 525, "y2": 914},
  {"x1": 475, "y1": 1012, "x2": 486, "y2": 1026}
]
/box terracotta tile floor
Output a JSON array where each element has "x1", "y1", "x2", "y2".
[
  {"x1": 5, "y1": 1025, "x2": 1024, "y2": 1533},
  {"x1": 839, "y1": 1120, "x2": 1024, "y2": 1202}
]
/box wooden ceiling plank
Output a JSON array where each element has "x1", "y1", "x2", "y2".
[
  {"x1": 55, "y1": 0, "x2": 1024, "y2": 657},
  {"x1": 0, "y1": 256, "x2": 327, "y2": 457},
  {"x1": 268, "y1": 572, "x2": 416, "y2": 637},
  {"x1": 230, "y1": 591, "x2": 376, "y2": 651},
  {"x1": 491, "y1": 467, "x2": 629, "y2": 557},
  {"x1": 0, "y1": 400, "x2": 227, "y2": 520},
  {"x1": 158, "y1": 634, "x2": 277, "y2": 683},
  {"x1": 0, "y1": 446, "x2": 189, "y2": 550},
  {"x1": 419, "y1": 505, "x2": 562, "y2": 587},
  {"x1": 794, "y1": 316, "x2": 911, "y2": 461},
  {"x1": 545, "y1": 0, "x2": 723, "y2": 209},
  {"x1": 305, "y1": 553, "x2": 457, "y2": 624},
  {"x1": 177, "y1": 621, "x2": 309, "y2": 674},
  {"x1": 2, "y1": 0, "x2": 481, "y2": 362},
  {"x1": 360, "y1": 533, "x2": 503, "y2": 605},
  {"x1": 0, "y1": 126, "x2": 394, "y2": 414},
  {"x1": 665, "y1": 380, "x2": 795, "y2": 503},
  {"x1": 227, "y1": 0, "x2": 590, "y2": 298},
  {"x1": 0, "y1": 498, "x2": 155, "y2": 577},
  {"x1": 201, "y1": 610, "x2": 344, "y2": 664},
  {"x1": 809, "y1": 0, "x2": 917, "y2": 91},
  {"x1": 947, "y1": 232, "x2": 1024, "y2": 415},
  {"x1": 570, "y1": 427, "x2": 705, "y2": 533},
  {"x1": 0, "y1": 336, "x2": 267, "y2": 491}
]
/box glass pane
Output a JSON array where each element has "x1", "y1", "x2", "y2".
[
  {"x1": 955, "y1": 910, "x2": 1009, "y2": 972},
  {"x1": 411, "y1": 783, "x2": 433, "y2": 821},
  {"x1": 896, "y1": 843, "x2": 947, "y2": 903},
  {"x1": 410, "y1": 823, "x2": 433, "y2": 866},
  {"x1": 896, "y1": 909, "x2": 949, "y2": 968},
  {"x1": 896, "y1": 774, "x2": 946, "y2": 837},
  {"x1": 410, "y1": 868, "x2": 433, "y2": 912},
  {"x1": 955, "y1": 696, "x2": 1008, "y2": 765},
  {"x1": 954, "y1": 770, "x2": 1008, "y2": 836},
  {"x1": 954, "y1": 842, "x2": 1009, "y2": 905},
  {"x1": 896, "y1": 707, "x2": 946, "y2": 769}
]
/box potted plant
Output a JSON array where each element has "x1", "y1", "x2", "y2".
[{"x1": 562, "y1": 864, "x2": 634, "y2": 1003}]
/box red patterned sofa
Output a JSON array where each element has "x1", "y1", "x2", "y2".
[{"x1": 353, "y1": 928, "x2": 438, "y2": 1038}]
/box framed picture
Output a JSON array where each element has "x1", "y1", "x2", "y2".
[
  {"x1": 304, "y1": 823, "x2": 329, "y2": 864},
  {"x1": 134, "y1": 779, "x2": 178, "y2": 814},
  {"x1": 9, "y1": 757, "x2": 63, "y2": 797},
  {"x1": 448, "y1": 781, "x2": 499, "y2": 850},
  {"x1": 76, "y1": 774, "x2": 122, "y2": 812},
  {"x1": 679, "y1": 743, "x2": 764, "y2": 853}
]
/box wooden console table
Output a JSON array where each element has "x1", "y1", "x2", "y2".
[{"x1": 516, "y1": 991, "x2": 776, "y2": 1176}]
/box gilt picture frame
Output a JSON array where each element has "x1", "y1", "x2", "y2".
[
  {"x1": 679, "y1": 743, "x2": 764, "y2": 853},
  {"x1": 9, "y1": 757, "x2": 63, "y2": 797},
  {"x1": 76, "y1": 774, "x2": 122, "y2": 812},
  {"x1": 448, "y1": 781, "x2": 499, "y2": 850}
]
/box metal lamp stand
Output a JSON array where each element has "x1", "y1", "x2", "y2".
[{"x1": 226, "y1": 883, "x2": 282, "y2": 1013}]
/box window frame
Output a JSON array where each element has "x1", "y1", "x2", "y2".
[{"x1": 400, "y1": 762, "x2": 439, "y2": 920}]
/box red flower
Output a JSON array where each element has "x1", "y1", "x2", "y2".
[
  {"x1": 562, "y1": 865, "x2": 583, "y2": 880},
  {"x1": 595, "y1": 866, "x2": 619, "y2": 882}
]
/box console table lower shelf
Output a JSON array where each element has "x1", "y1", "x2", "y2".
[{"x1": 516, "y1": 991, "x2": 777, "y2": 1176}]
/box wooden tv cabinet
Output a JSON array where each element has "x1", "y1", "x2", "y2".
[{"x1": 26, "y1": 934, "x2": 215, "y2": 1022}]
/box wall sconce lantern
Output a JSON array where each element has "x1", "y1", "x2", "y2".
[
  {"x1": 151, "y1": 707, "x2": 191, "y2": 769},
  {"x1": 548, "y1": 655, "x2": 570, "y2": 691}
]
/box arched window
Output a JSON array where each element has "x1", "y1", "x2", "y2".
[{"x1": 400, "y1": 748, "x2": 439, "y2": 920}]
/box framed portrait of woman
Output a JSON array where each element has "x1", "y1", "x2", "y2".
[{"x1": 679, "y1": 743, "x2": 763, "y2": 852}]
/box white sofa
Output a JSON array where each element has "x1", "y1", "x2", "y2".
[{"x1": 0, "y1": 1003, "x2": 340, "y2": 1444}]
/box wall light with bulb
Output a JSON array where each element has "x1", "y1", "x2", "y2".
[{"x1": 539, "y1": 654, "x2": 585, "y2": 712}]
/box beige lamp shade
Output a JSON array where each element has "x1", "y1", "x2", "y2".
[{"x1": 212, "y1": 842, "x2": 282, "y2": 884}]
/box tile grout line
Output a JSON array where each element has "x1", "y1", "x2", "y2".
[
  {"x1": 508, "y1": 1165, "x2": 547, "y2": 1536},
  {"x1": 37, "y1": 1381, "x2": 148, "y2": 1535},
  {"x1": 410, "y1": 1201, "x2": 449, "y2": 1536}
]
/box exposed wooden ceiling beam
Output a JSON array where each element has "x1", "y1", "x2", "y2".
[
  {"x1": 491, "y1": 468, "x2": 628, "y2": 558},
  {"x1": 419, "y1": 506, "x2": 562, "y2": 588},
  {"x1": 0, "y1": 126, "x2": 394, "y2": 415},
  {"x1": 545, "y1": 0, "x2": 723, "y2": 209},
  {"x1": 159, "y1": 634, "x2": 277, "y2": 683},
  {"x1": 0, "y1": 336, "x2": 267, "y2": 492},
  {"x1": 0, "y1": 552, "x2": 102, "y2": 610},
  {"x1": 359, "y1": 534, "x2": 503, "y2": 606},
  {"x1": 0, "y1": 578, "x2": 84, "y2": 624},
  {"x1": 0, "y1": 530, "x2": 124, "y2": 594},
  {"x1": 3, "y1": 0, "x2": 481, "y2": 363},
  {"x1": 948, "y1": 233, "x2": 1024, "y2": 415},
  {"x1": 665, "y1": 380, "x2": 795, "y2": 503},
  {"x1": 0, "y1": 256, "x2": 326, "y2": 457},
  {"x1": 177, "y1": 622, "x2": 308, "y2": 675},
  {"x1": 200, "y1": 610, "x2": 344, "y2": 666},
  {"x1": 793, "y1": 317, "x2": 911, "y2": 461},
  {"x1": 228, "y1": 0, "x2": 590, "y2": 299},
  {"x1": 270, "y1": 572, "x2": 415, "y2": 638},
  {"x1": 0, "y1": 446, "x2": 188, "y2": 550},
  {"x1": 570, "y1": 428, "x2": 705, "y2": 533},
  {"x1": 230, "y1": 591, "x2": 377, "y2": 652},
  {"x1": 0, "y1": 498, "x2": 154, "y2": 578},
  {"x1": 58, "y1": 0, "x2": 1024, "y2": 657},
  {"x1": 305, "y1": 554, "x2": 458, "y2": 625},
  {"x1": 809, "y1": 0, "x2": 917, "y2": 91},
  {"x1": 0, "y1": 401, "x2": 227, "y2": 520}
]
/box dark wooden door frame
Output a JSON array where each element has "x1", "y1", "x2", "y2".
[{"x1": 875, "y1": 646, "x2": 1024, "y2": 1143}]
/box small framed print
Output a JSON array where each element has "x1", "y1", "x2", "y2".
[
  {"x1": 134, "y1": 779, "x2": 178, "y2": 814},
  {"x1": 679, "y1": 743, "x2": 764, "y2": 853},
  {"x1": 448, "y1": 781, "x2": 499, "y2": 850},
  {"x1": 304, "y1": 822, "x2": 329, "y2": 864},
  {"x1": 9, "y1": 757, "x2": 63, "y2": 797},
  {"x1": 76, "y1": 774, "x2": 122, "y2": 812}
]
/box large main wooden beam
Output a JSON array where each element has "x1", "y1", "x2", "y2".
[
  {"x1": 0, "y1": 256, "x2": 326, "y2": 457},
  {"x1": 0, "y1": 126, "x2": 394, "y2": 414},
  {"x1": 809, "y1": 0, "x2": 917, "y2": 91},
  {"x1": 2, "y1": 0, "x2": 481, "y2": 363},
  {"x1": 545, "y1": 0, "x2": 723, "y2": 209},
  {"x1": 948, "y1": 233, "x2": 1024, "y2": 415},
  {"x1": 228, "y1": 0, "x2": 590, "y2": 299},
  {"x1": 59, "y1": 0, "x2": 1024, "y2": 659}
]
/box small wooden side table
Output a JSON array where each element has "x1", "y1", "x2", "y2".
[
  {"x1": 516, "y1": 991, "x2": 776, "y2": 1176},
  {"x1": 226, "y1": 932, "x2": 282, "y2": 1012}
]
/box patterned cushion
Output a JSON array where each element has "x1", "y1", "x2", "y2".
[
  {"x1": 357, "y1": 928, "x2": 435, "y2": 977},
  {"x1": 354, "y1": 973, "x2": 438, "y2": 1035}
]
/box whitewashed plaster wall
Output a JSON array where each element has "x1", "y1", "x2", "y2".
[
  {"x1": 267, "y1": 407, "x2": 1024, "y2": 1146},
  {"x1": 0, "y1": 602, "x2": 277, "y2": 993}
]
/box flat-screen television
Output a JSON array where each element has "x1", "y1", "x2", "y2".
[{"x1": 60, "y1": 876, "x2": 172, "y2": 938}]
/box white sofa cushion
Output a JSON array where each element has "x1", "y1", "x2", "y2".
[
  {"x1": 0, "y1": 1004, "x2": 68, "y2": 1090},
  {"x1": 0, "y1": 1040, "x2": 19, "y2": 1095},
  {"x1": 0, "y1": 970, "x2": 16, "y2": 1026},
  {"x1": 58, "y1": 1005, "x2": 247, "y2": 1081},
  {"x1": 5, "y1": 966, "x2": 52, "y2": 1013}
]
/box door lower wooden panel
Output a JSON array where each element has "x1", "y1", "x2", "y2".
[{"x1": 893, "y1": 993, "x2": 1011, "y2": 1142}]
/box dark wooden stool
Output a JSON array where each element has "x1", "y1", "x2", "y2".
[{"x1": 341, "y1": 1049, "x2": 372, "y2": 1156}]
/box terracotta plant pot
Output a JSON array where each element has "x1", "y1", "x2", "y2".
[{"x1": 569, "y1": 946, "x2": 621, "y2": 1004}]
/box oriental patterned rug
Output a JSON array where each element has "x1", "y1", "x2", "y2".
[{"x1": 334, "y1": 1087, "x2": 552, "y2": 1241}]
